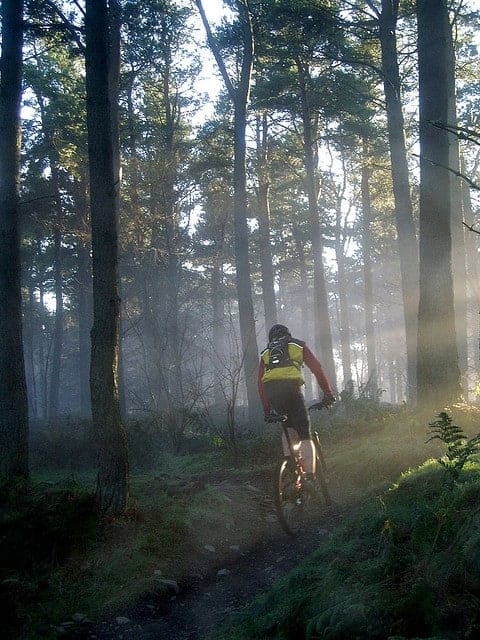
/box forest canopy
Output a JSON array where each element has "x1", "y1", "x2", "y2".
[{"x1": 1, "y1": 0, "x2": 480, "y2": 506}]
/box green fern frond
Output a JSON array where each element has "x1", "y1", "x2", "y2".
[{"x1": 426, "y1": 412, "x2": 480, "y2": 482}]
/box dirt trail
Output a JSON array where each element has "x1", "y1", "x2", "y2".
[{"x1": 65, "y1": 475, "x2": 350, "y2": 640}]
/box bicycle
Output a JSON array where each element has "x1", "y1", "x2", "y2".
[{"x1": 267, "y1": 400, "x2": 332, "y2": 536}]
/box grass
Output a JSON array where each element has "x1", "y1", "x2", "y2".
[
  {"x1": 4, "y1": 401, "x2": 480, "y2": 639},
  {"x1": 208, "y1": 403, "x2": 480, "y2": 640}
]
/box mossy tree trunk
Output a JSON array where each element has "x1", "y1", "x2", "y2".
[
  {"x1": 0, "y1": 0, "x2": 29, "y2": 480},
  {"x1": 85, "y1": 0, "x2": 128, "y2": 515}
]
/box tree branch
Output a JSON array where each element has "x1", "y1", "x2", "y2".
[
  {"x1": 42, "y1": 0, "x2": 85, "y2": 53},
  {"x1": 412, "y1": 152, "x2": 480, "y2": 191},
  {"x1": 430, "y1": 120, "x2": 480, "y2": 144},
  {"x1": 462, "y1": 221, "x2": 480, "y2": 235},
  {"x1": 194, "y1": 0, "x2": 236, "y2": 99}
]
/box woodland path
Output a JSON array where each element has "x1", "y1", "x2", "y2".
[{"x1": 64, "y1": 473, "x2": 351, "y2": 640}]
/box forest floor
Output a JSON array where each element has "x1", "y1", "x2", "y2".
[{"x1": 61, "y1": 470, "x2": 352, "y2": 640}]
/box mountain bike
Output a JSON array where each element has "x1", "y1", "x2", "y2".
[{"x1": 267, "y1": 401, "x2": 332, "y2": 536}]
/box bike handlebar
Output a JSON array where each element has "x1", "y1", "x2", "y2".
[
  {"x1": 308, "y1": 398, "x2": 335, "y2": 411},
  {"x1": 265, "y1": 396, "x2": 336, "y2": 423},
  {"x1": 264, "y1": 412, "x2": 288, "y2": 423}
]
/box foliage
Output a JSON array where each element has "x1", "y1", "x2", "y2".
[
  {"x1": 210, "y1": 459, "x2": 480, "y2": 640},
  {"x1": 427, "y1": 411, "x2": 480, "y2": 482},
  {"x1": 0, "y1": 479, "x2": 96, "y2": 639},
  {"x1": 6, "y1": 405, "x2": 480, "y2": 638}
]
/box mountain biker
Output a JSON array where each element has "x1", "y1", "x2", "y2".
[{"x1": 257, "y1": 324, "x2": 335, "y2": 480}]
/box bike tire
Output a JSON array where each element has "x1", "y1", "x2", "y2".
[
  {"x1": 274, "y1": 458, "x2": 303, "y2": 536},
  {"x1": 313, "y1": 431, "x2": 327, "y2": 473},
  {"x1": 314, "y1": 451, "x2": 331, "y2": 506}
]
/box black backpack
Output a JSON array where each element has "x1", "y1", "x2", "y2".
[{"x1": 267, "y1": 335, "x2": 293, "y2": 370}]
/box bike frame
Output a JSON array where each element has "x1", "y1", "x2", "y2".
[{"x1": 280, "y1": 422, "x2": 305, "y2": 473}]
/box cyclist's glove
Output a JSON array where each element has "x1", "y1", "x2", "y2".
[
  {"x1": 310, "y1": 395, "x2": 336, "y2": 411},
  {"x1": 323, "y1": 394, "x2": 336, "y2": 407},
  {"x1": 265, "y1": 410, "x2": 283, "y2": 423}
]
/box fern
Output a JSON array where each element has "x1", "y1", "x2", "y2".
[{"x1": 427, "y1": 412, "x2": 480, "y2": 481}]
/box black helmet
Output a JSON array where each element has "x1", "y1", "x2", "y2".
[{"x1": 268, "y1": 324, "x2": 290, "y2": 342}]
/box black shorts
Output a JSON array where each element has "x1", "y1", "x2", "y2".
[{"x1": 263, "y1": 380, "x2": 311, "y2": 439}]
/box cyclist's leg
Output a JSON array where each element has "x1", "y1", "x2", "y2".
[
  {"x1": 298, "y1": 438, "x2": 316, "y2": 475},
  {"x1": 264, "y1": 381, "x2": 298, "y2": 461},
  {"x1": 281, "y1": 427, "x2": 300, "y2": 457},
  {"x1": 288, "y1": 387, "x2": 316, "y2": 475}
]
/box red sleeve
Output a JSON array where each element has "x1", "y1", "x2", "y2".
[
  {"x1": 257, "y1": 358, "x2": 271, "y2": 414},
  {"x1": 303, "y1": 344, "x2": 334, "y2": 396}
]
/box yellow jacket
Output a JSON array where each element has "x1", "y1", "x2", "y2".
[{"x1": 260, "y1": 339, "x2": 305, "y2": 385}]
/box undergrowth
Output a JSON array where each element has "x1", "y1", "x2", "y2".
[
  {"x1": 209, "y1": 407, "x2": 480, "y2": 640},
  {"x1": 0, "y1": 479, "x2": 97, "y2": 640},
  {"x1": 6, "y1": 402, "x2": 480, "y2": 639}
]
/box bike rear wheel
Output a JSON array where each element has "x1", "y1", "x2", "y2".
[
  {"x1": 274, "y1": 459, "x2": 322, "y2": 535},
  {"x1": 274, "y1": 453, "x2": 330, "y2": 535},
  {"x1": 274, "y1": 458, "x2": 303, "y2": 536}
]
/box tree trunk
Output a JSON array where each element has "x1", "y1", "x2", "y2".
[
  {"x1": 196, "y1": 0, "x2": 262, "y2": 423},
  {"x1": 24, "y1": 279, "x2": 38, "y2": 419},
  {"x1": 85, "y1": 0, "x2": 128, "y2": 514},
  {"x1": 255, "y1": 113, "x2": 277, "y2": 329},
  {"x1": 446, "y1": 16, "x2": 468, "y2": 390},
  {"x1": 75, "y1": 174, "x2": 92, "y2": 417},
  {"x1": 36, "y1": 239, "x2": 48, "y2": 418},
  {"x1": 233, "y1": 94, "x2": 262, "y2": 421},
  {"x1": 48, "y1": 169, "x2": 63, "y2": 417},
  {"x1": 211, "y1": 255, "x2": 226, "y2": 407},
  {"x1": 334, "y1": 207, "x2": 352, "y2": 388},
  {"x1": 379, "y1": 0, "x2": 418, "y2": 403},
  {"x1": 462, "y1": 156, "x2": 480, "y2": 398},
  {"x1": 361, "y1": 139, "x2": 378, "y2": 398},
  {"x1": 416, "y1": 0, "x2": 462, "y2": 406},
  {"x1": 162, "y1": 60, "x2": 183, "y2": 413},
  {"x1": 297, "y1": 62, "x2": 336, "y2": 390},
  {"x1": 30, "y1": 71, "x2": 65, "y2": 418},
  {"x1": 291, "y1": 221, "x2": 314, "y2": 399},
  {"x1": 0, "y1": 0, "x2": 29, "y2": 479}
]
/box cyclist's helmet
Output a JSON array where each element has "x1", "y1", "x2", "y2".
[{"x1": 268, "y1": 324, "x2": 291, "y2": 342}]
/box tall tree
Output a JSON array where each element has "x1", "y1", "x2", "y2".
[
  {"x1": 445, "y1": 9, "x2": 468, "y2": 389},
  {"x1": 0, "y1": 0, "x2": 29, "y2": 479},
  {"x1": 252, "y1": 0, "x2": 349, "y2": 390},
  {"x1": 377, "y1": 0, "x2": 419, "y2": 402},
  {"x1": 416, "y1": 0, "x2": 462, "y2": 406},
  {"x1": 361, "y1": 138, "x2": 378, "y2": 396},
  {"x1": 196, "y1": 0, "x2": 261, "y2": 421},
  {"x1": 254, "y1": 112, "x2": 277, "y2": 329},
  {"x1": 85, "y1": 0, "x2": 128, "y2": 514}
]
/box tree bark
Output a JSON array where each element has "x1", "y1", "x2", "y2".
[
  {"x1": 196, "y1": 0, "x2": 262, "y2": 422},
  {"x1": 85, "y1": 0, "x2": 129, "y2": 514},
  {"x1": 75, "y1": 173, "x2": 92, "y2": 417},
  {"x1": 0, "y1": 0, "x2": 29, "y2": 479},
  {"x1": 48, "y1": 168, "x2": 63, "y2": 417},
  {"x1": 416, "y1": 0, "x2": 462, "y2": 406},
  {"x1": 291, "y1": 221, "x2": 314, "y2": 399},
  {"x1": 446, "y1": 16, "x2": 468, "y2": 390},
  {"x1": 379, "y1": 0, "x2": 418, "y2": 403},
  {"x1": 297, "y1": 60, "x2": 337, "y2": 390},
  {"x1": 361, "y1": 138, "x2": 378, "y2": 398},
  {"x1": 255, "y1": 113, "x2": 277, "y2": 329},
  {"x1": 334, "y1": 206, "x2": 352, "y2": 388},
  {"x1": 29, "y1": 70, "x2": 65, "y2": 418},
  {"x1": 211, "y1": 253, "x2": 226, "y2": 407}
]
